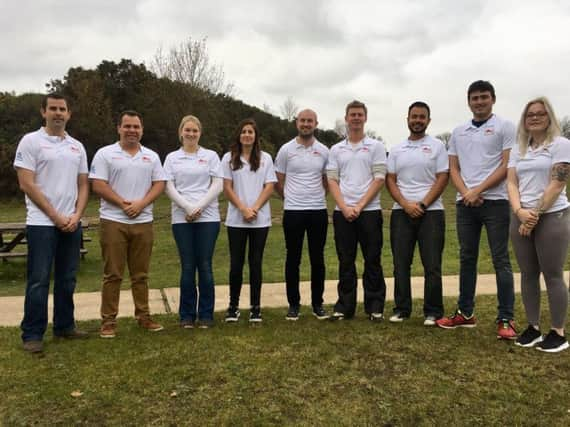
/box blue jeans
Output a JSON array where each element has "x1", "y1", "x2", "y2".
[
  {"x1": 456, "y1": 200, "x2": 514, "y2": 320},
  {"x1": 172, "y1": 222, "x2": 220, "y2": 322},
  {"x1": 21, "y1": 225, "x2": 82, "y2": 342}
]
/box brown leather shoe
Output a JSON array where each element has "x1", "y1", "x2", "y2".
[
  {"x1": 23, "y1": 340, "x2": 43, "y2": 353},
  {"x1": 100, "y1": 323, "x2": 116, "y2": 339},
  {"x1": 138, "y1": 317, "x2": 164, "y2": 332}
]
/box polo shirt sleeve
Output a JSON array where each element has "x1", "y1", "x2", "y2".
[
  {"x1": 387, "y1": 147, "x2": 397, "y2": 174},
  {"x1": 89, "y1": 149, "x2": 109, "y2": 181},
  {"x1": 507, "y1": 145, "x2": 520, "y2": 169},
  {"x1": 435, "y1": 142, "x2": 449, "y2": 173},
  {"x1": 209, "y1": 152, "x2": 223, "y2": 178},
  {"x1": 501, "y1": 120, "x2": 515, "y2": 150},
  {"x1": 13, "y1": 135, "x2": 37, "y2": 171},
  {"x1": 163, "y1": 153, "x2": 174, "y2": 181},
  {"x1": 552, "y1": 137, "x2": 570, "y2": 164},
  {"x1": 372, "y1": 141, "x2": 387, "y2": 167},
  {"x1": 326, "y1": 146, "x2": 339, "y2": 174},
  {"x1": 321, "y1": 146, "x2": 330, "y2": 173},
  {"x1": 221, "y1": 153, "x2": 233, "y2": 180},
  {"x1": 448, "y1": 130, "x2": 458, "y2": 156},
  {"x1": 264, "y1": 153, "x2": 278, "y2": 183},
  {"x1": 78, "y1": 144, "x2": 89, "y2": 174},
  {"x1": 274, "y1": 144, "x2": 287, "y2": 174},
  {"x1": 151, "y1": 155, "x2": 168, "y2": 182}
]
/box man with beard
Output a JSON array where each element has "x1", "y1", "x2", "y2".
[
  {"x1": 326, "y1": 100, "x2": 387, "y2": 321},
  {"x1": 386, "y1": 101, "x2": 449, "y2": 326},
  {"x1": 275, "y1": 109, "x2": 330, "y2": 320}
]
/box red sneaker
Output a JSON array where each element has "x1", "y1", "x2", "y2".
[
  {"x1": 497, "y1": 319, "x2": 517, "y2": 340},
  {"x1": 436, "y1": 310, "x2": 477, "y2": 329}
]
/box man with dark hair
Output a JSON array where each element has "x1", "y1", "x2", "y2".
[
  {"x1": 326, "y1": 100, "x2": 387, "y2": 320},
  {"x1": 90, "y1": 111, "x2": 167, "y2": 338},
  {"x1": 275, "y1": 109, "x2": 330, "y2": 320},
  {"x1": 14, "y1": 93, "x2": 89, "y2": 353},
  {"x1": 437, "y1": 81, "x2": 517, "y2": 340},
  {"x1": 386, "y1": 101, "x2": 448, "y2": 325}
]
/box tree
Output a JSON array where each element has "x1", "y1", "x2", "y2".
[
  {"x1": 280, "y1": 96, "x2": 298, "y2": 121},
  {"x1": 333, "y1": 118, "x2": 346, "y2": 138},
  {"x1": 561, "y1": 116, "x2": 570, "y2": 139},
  {"x1": 149, "y1": 37, "x2": 234, "y2": 96},
  {"x1": 436, "y1": 132, "x2": 451, "y2": 149}
]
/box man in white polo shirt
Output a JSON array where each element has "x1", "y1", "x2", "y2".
[
  {"x1": 14, "y1": 93, "x2": 89, "y2": 353},
  {"x1": 275, "y1": 109, "x2": 330, "y2": 321},
  {"x1": 326, "y1": 100, "x2": 387, "y2": 320},
  {"x1": 90, "y1": 110, "x2": 167, "y2": 338},
  {"x1": 386, "y1": 101, "x2": 449, "y2": 326},
  {"x1": 436, "y1": 80, "x2": 517, "y2": 340}
]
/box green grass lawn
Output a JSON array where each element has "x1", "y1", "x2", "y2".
[
  {"x1": 1, "y1": 295, "x2": 569, "y2": 426},
  {"x1": 0, "y1": 186, "x2": 536, "y2": 297}
]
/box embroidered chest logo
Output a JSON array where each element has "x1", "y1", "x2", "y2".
[
  {"x1": 421, "y1": 146, "x2": 432, "y2": 154},
  {"x1": 198, "y1": 159, "x2": 208, "y2": 164},
  {"x1": 484, "y1": 128, "x2": 495, "y2": 136},
  {"x1": 70, "y1": 146, "x2": 80, "y2": 153},
  {"x1": 141, "y1": 156, "x2": 152, "y2": 163}
]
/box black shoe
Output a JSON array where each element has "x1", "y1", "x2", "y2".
[
  {"x1": 312, "y1": 306, "x2": 329, "y2": 320},
  {"x1": 515, "y1": 325, "x2": 542, "y2": 348},
  {"x1": 286, "y1": 306, "x2": 300, "y2": 321},
  {"x1": 249, "y1": 306, "x2": 263, "y2": 323},
  {"x1": 225, "y1": 306, "x2": 240, "y2": 323},
  {"x1": 54, "y1": 329, "x2": 89, "y2": 339},
  {"x1": 330, "y1": 311, "x2": 345, "y2": 321},
  {"x1": 23, "y1": 340, "x2": 43, "y2": 353},
  {"x1": 369, "y1": 312, "x2": 384, "y2": 322},
  {"x1": 536, "y1": 330, "x2": 569, "y2": 353}
]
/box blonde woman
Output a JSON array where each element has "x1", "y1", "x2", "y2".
[
  {"x1": 507, "y1": 97, "x2": 570, "y2": 352},
  {"x1": 164, "y1": 116, "x2": 223, "y2": 329}
]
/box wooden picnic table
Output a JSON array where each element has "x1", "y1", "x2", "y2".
[{"x1": 0, "y1": 220, "x2": 90, "y2": 260}]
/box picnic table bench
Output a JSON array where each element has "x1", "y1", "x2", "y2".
[{"x1": 0, "y1": 220, "x2": 90, "y2": 261}]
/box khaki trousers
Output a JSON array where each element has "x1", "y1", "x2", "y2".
[{"x1": 99, "y1": 219, "x2": 154, "y2": 323}]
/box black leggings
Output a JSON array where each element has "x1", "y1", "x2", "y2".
[{"x1": 227, "y1": 226, "x2": 269, "y2": 307}]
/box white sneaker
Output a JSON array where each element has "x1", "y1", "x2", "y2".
[
  {"x1": 423, "y1": 316, "x2": 437, "y2": 326},
  {"x1": 389, "y1": 313, "x2": 407, "y2": 323}
]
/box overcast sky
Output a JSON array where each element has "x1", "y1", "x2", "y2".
[{"x1": 2, "y1": 0, "x2": 569, "y2": 147}]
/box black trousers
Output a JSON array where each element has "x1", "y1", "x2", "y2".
[
  {"x1": 390, "y1": 209, "x2": 445, "y2": 318},
  {"x1": 333, "y1": 210, "x2": 386, "y2": 317},
  {"x1": 283, "y1": 209, "x2": 328, "y2": 308},
  {"x1": 227, "y1": 226, "x2": 269, "y2": 308}
]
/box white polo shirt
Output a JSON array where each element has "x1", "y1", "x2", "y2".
[
  {"x1": 508, "y1": 136, "x2": 570, "y2": 213},
  {"x1": 163, "y1": 147, "x2": 223, "y2": 224},
  {"x1": 14, "y1": 128, "x2": 88, "y2": 226},
  {"x1": 448, "y1": 114, "x2": 515, "y2": 201},
  {"x1": 222, "y1": 151, "x2": 277, "y2": 228},
  {"x1": 387, "y1": 135, "x2": 449, "y2": 211},
  {"x1": 89, "y1": 142, "x2": 167, "y2": 224},
  {"x1": 327, "y1": 136, "x2": 387, "y2": 211},
  {"x1": 274, "y1": 138, "x2": 329, "y2": 210}
]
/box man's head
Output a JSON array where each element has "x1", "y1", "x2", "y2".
[
  {"x1": 467, "y1": 80, "x2": 496, "y2": 120},
  {"x1": 41, "y1": 93, "x2": 71, "y2": 135},
  {"x1": 407, "y1": 101, "x2": 431, "y2": 138},
  {"x1": 117, "y1": 110, "x2": 144, "y2": 145},
  {"x1": 296, "y1": 109, "x2": 318, "y2": 140},
  {"x1": 345, "y1": 100, "x2": 367, "y2": 134}
]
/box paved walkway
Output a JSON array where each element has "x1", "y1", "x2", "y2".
[{"x1": 0, "y1": 272, "x2": 552, "y2": 327}]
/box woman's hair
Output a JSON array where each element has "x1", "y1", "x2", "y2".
[
  {"x1": 178, "y1": 115, "x2": 202, "y2": 143},
  {"x1": 516, "y1": 96, "x2": 561, "y2": 158},
  {"x1": 230, "y1": 118, "x2": 261, "y2": 171}
]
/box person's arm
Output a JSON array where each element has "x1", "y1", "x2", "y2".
[
  {"x1": 275, "y1": 172, "x2": 285, "y2": 199},
  {"x1": 386, "y1": 173, "x2": 423, "y2": 218},
  {"x1": 165, "y1": 180, "x2": 194, "y2": 213},
  {"x1": 189, "y1": 177, "x2": 223, "y2": 221},
  {"x1": 353, "y1": 178, "x2": 384, "y2": 217},
  {"x1": 91, "y1": 179, "x2": 127, "y2": 209},
  {"x1": 507, "y1": 168, "x2": 537, "y2": 237},
  {"x1": 16, "y1": 167, "x2": 70, "y2": 229},
  {"x1": 327, "y1": 176, "x2": 355, "y2": 221},
  {"x1": 252, "y1": 182, "x2": 275, "y2": 213},
  {"x1": 223, "y1": 178, "x2": 257, "y2": 222},
  {"x1": 124, "y1": 181, "x2": 166, "y2": 218},
  {"x1": 61, "y1": 174, "x2": 89, "y2": 232},
  {"x1": 462, "y1": 149, "x2": 510, "y2": 206},
  {"x1": 449, "y1": 155, "x2": 473, "y2": 205},
  {"x1": 422, "y1": 172, "x2": 449, "y2": 208}
]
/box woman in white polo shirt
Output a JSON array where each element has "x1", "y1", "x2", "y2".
[
  {"x1": 507, "y1": 97, "x2": 570, "y2": 353},
  {"x1": 164, "y1": 115, "x2": 223, "y2": 329},
  {"x1": 222, "y1": 118, "x2": 277, "y2": 323}
]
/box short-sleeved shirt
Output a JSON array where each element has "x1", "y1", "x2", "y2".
[
  {"x1": 14, "y1": 128, "x2": 88, "y2": 226},
  {"x1": 163, "y1": 147, "x2": 223, "y2": 224},
  {"x1": 274, "y1": 138, "x2": 329, "y2": 210},
  {"x1": 508, "y1": 136, "x2": 570, "y2": 213},
  {"x1": 448, "y1": 114, "x2": 514, "y2": 201},
  {"x1": 387, "y1": 135, "x2": 449, "y2": 211},
  {"x1": 221, "y1": 151, "x2": 277, "y2": 228},
  {"x1": 326, "y1": 136, "x2": 387, "y2": 211},
  {"x1": 89, "y1": 142, "x2": 167, "y2": 224}
]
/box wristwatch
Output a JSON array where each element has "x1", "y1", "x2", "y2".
[{"x1": 419, "y1": 202, "x2": 427, "y2": 211}]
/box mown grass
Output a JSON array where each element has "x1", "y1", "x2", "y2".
[
  {"x1": 0, "y1": 186, "x2": 535, "y2": 297},
  {"x1": 1, "y1": 295, "x2": 569, "y2": 426}
]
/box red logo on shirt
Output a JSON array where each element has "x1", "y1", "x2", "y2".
[
  {"x1": 361, "y1": 147, "x2": 369, "y2": 152},
  {"x1": 198, "y1": 159, "x2": 208, "y2": 164},
  {"x1": 70, "y1": 146, "x2": 80, "y2": 153},
  {"x1": 312, "y1": 151, "x2": 321, "y2": 156},
  {"x1": 142, "y1": 156, "x2": 152, "y2": 163},
  {"x1": 421, "y1": 146, "x2": 432, "y2": 154},
  {"x1": 484, "y1": 128, "x2": 494, "y2": 135}
]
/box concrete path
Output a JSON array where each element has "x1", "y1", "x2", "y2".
[{"x1": 0, "y1": 272, "x2": 551, "y2": 327}]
